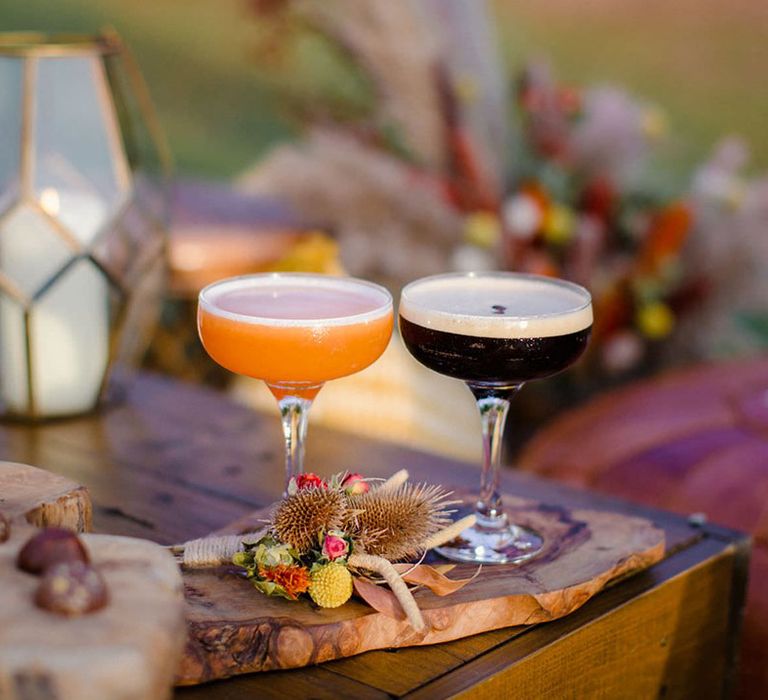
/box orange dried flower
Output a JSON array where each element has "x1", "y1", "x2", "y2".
[
  {"x1": 258, "y1": 564, "x2": 311, "y2": 600},
  {"x1": 635, "y1": 202, "x2": 692, "y2": 277}
]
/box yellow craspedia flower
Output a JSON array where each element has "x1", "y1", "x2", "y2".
[
  {"x1": 636, "y1": 301, "x2": 675, "y2": 339},
  {"x1": 542, "y1": 203, "x2": 574, "y2": 245},
  {"x1": 308, "y1": 562, "x2": 353, "y2": 608},
  {"x1": 464, "y1": 211, "x2": 501, "y2": 249},
  {"x1": 271, "y1": 232, "x2": 342, "y2": 274}
]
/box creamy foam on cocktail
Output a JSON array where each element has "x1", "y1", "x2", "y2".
[
  {"x1": 399, "y1": 273, "x2": 592, "y2": 338},
  {"x1": 198, "y1": 273, "x2": 393, "y2": 488},
  {"x1": 400, "y1": 273, "x2": 592, "y2": 387},
  {"x1": 205, "y1": 279, "x2": 390, "y2": 322},
  {"x1": 199, "y1": 274, "x2": 393, "y2": 398}
]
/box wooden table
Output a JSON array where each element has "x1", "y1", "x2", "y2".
[
  {"x1": 519, "y1": 357, "x2": 768, "y2": 697},
  {"x1": 0, "y1": 373, "x2": 749, "y2": 698}
]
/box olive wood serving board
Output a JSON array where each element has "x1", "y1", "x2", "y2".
[
  {"x1": 0, "y1": 460, "x2": 92, "y2": 532},
  {"x1": 0, "y1": 525, "x2": 187, "y2": 700},
  {"x1": 177, "y1": 497, "x2": 665, "y2": 685}
]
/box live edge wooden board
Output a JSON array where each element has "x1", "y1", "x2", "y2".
[{"x1": 178, "y1": 496, "x2": 665, "y2": 685}]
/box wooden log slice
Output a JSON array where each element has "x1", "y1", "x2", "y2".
[
  {"x1": 0, "y1": 525, "x2": 187, "y2": 700},
  {"x1": 0, "y1": 461, "x2": 92, "y2": 532},
  {"x1": 177, "y1": 496, "x2": 665, "y2": 685}
]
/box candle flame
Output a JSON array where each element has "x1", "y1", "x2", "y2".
[{"x1": 39, "y1": 188, "x2": 60, "y2": 217}]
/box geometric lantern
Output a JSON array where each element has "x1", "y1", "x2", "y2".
[{"x1": 0, "y1": 32, "x2": 170, "y2": 419}]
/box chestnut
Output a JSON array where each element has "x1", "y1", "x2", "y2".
[
  {"x1": 0, "y1": 513, "x2": 9, "y2": 543},
  {"x1": 34, "y1": 560, "x2": 109, "y2": 616},
  {"x1": 17, "y1": 528, "x2": 89, "y2": 574}
]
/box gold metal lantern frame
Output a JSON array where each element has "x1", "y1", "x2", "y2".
[{"x1": 0, "y1": 31, "x2": 170, "y2": 420}]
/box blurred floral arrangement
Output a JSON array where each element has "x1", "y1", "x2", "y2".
[{"x1": 240, "y1": 0, "x2": 768, "y2": 380}]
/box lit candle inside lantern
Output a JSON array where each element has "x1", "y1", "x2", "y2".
[{"x1": 0, "y1": 188, "x2": 110, "y2": 416}]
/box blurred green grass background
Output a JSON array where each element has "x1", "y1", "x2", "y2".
[{"x1": 3, "y1": 0, "x2": 766, "y2": 179}]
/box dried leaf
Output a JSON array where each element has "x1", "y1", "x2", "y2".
[
  {"x1": 352, "y1": 577, "x2": 406, "y2": 620},
  {"x1": 393, "y1": 563, "x2": 481, "y2": 596}
]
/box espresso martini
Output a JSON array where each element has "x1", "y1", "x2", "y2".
[
  {"x1": 399, "y1": 272, "x2": 592, "y2": 564},
  {"x1": 400, "y1": 273, "x2": 592, "y2": 387}
]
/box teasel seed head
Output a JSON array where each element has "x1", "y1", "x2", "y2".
[
  {"x1": 346, "y1": 483, "x2": 456, "y2": 561},
  {"x1": 272, "y1": 486, "x2": 347, "y2": 554}
]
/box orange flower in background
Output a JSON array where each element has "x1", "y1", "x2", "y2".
[
  {"x1": 258, "y1": 564, "x2": 311, "y2": 600},
  {"x1": 592, "y1": 283, "x2": 634, "y2": 343},
  {"x1": 581, "y1": 177, "x2": 616, "y2": 221},
  {"x1": 635, "y1": 202, "x2": 692, "y2": 277},
  {"x1": 238, "y1": 0, "x2": 763, "y2": 378},
  {"x1": 444, "y1": 125, "x2": 501, "y2": 212}
]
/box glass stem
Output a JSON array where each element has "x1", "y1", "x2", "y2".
[
  {"x1": 468, "y1": 384, "x2": 522, "y2": 527},
  {"x1": 278, "y1": 395, "x2": 312, "y2": 490}
]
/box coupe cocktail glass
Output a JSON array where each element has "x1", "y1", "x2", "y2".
[
  {"x1": 399, "y1": 272, "x2": 592, "y2": 564},
  {"x1": 198, "y1": 273, "x2": 393, "y2": 489}
]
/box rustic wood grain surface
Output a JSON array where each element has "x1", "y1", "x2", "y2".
[
  {"x1": 0, "y1": 524, "x2": 186, "y2": 700},
  {"x1": 0, "y1": 373, "x2": 749, "y2": 698},
  {"x1": 0, "y1": 460, "x2": 91, "y2": 532},
  {"x1": 179, "y1": 500, "x2": 664, "y2": 684}
]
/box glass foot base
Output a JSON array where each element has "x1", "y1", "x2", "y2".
[{"x1": 435, "y1": 521, "x2": 544, "y2": 564}]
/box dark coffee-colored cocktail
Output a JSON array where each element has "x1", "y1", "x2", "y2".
[{"x1": 399, "y1": 272, "x2": 592, "y2": 564}]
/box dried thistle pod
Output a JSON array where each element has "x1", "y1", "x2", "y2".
[
  {"x1": 347, "y1": 483, "x2": 455, "y2": 561},
  {"x1": 272, "y1": 487, "x2": 347, "y2": 554}
]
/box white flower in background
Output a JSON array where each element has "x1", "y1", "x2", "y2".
[
  {"x1": 452, "y1": 244, "x2": 496, "y2": 272},
  {"x1": 692, "y1": 137, "x2": 749, "y2": 210},
  {"x1": 602, "y1": 331, "x2": 644, "y2": 374},
  {"x1": 572, "y1": 87, "x2": 653, "y2": 184},
  {"x1": 668, "y1": 137, "x2": 768, "y2": 361},
  {"x1": 502, "y1": 193, "x2": 542, "y2": 239}
]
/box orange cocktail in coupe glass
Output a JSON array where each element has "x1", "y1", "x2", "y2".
[{"x1": 198, "y1": 273, "x2": 393, "y2": 489}]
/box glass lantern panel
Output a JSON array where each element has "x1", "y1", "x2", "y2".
[
  {"x1": 121, "y1": 203, "x2": 159, "y2": 253},
  {"x1": 29, "y1": 257, "x2": 110, "y2": 416},
  {"x1": 116, "y1": 255, "x2": 164, "y2": 367},
  {"x1": 103, "y1": 54, "x2": 168, "y2": 224},
  {"x1": 92, "y1": 202, "x2": 164, "y2": 285},
  {"x1": 129, "y1": 234, "x2": 165, "y2": 290},
  {"x1": 33, "y1": 56, "x2": 129, "y2": 246},
  {"x1": 0, "y1": 294, "x2": 29, "y2": 414},
  {"x1": 0, "y1": 57, "x2": 23, "y2": 215},
  {"x1": 91, "y1": 225, "x2": 132, "y2": 284},
  {"x1": 0, "y1": 205, "x2": 73, "y2": 297},
  {"x1": 133, "y1": 172, "x2": 167, "y2": 225}
]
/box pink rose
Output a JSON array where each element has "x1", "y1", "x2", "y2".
[
  {"x1": 342, "y1": 472, "x2": 369, "y2": 495},
  {"x1": 294, "y1": 473, "x2": 326, "y2": 490},
  {"x1": 321, "y1": 534, "x2": 349, "y2": 561}
]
